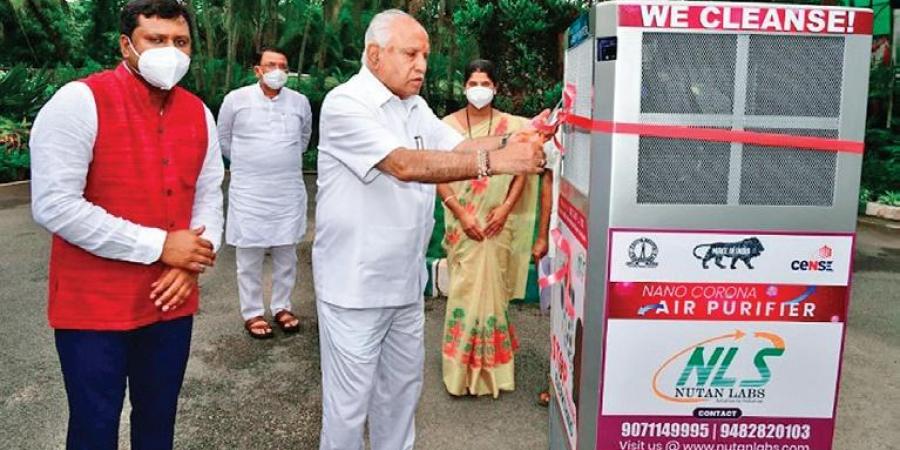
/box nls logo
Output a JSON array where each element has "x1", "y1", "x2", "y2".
[
  {"x1": 791, "y1": 245, "x2": 834, "y2": 272},
  {"x1": 652, "y1": 330, "x2": 785, "y2": 404}
]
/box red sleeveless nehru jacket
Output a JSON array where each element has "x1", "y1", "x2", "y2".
[{"x1": 48, "y1": 63, "x2": 208, "y2": 330}]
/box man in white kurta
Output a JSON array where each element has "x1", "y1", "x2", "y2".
[
  {"x1": 314, "y1": 10, "x2": 549, "y2": 450},
  {"x1": 315, "y1": 69, "x2": 462, "y2": 450},
  {"x1": 218, "y1": 47, "x2": 312, "y2": 337}
]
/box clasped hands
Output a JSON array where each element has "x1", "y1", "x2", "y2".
[
  {"x1": 459, "y1": 202, "x2": 513, "y2": 242},
  {"x1": 152, "y1": 226, "x2": 216, "y2": 312}
]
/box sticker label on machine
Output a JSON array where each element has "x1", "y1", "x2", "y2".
[
  {"x1": 617, "y1": 3, "x2": 873, "y2": 35},
  {"x1": 550, "y1": 196, "x2": 588, "y2": 450},
  {"x1": 596, "y1": 230, "x2": 853, "y2": 450},
  {"x1": 609, "y1": 231, "x2": 853, "y2": 286}
]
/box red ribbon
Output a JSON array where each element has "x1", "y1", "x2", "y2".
[
  {"x1": 563, "y1": 116, "x2": 864, "y2": 154},
  {"x1": 538, "y1": 228, "x2": 576, "y2": 319},
  {"x1": 532, "y1": 83, "x2": 863, "y2": 155}
]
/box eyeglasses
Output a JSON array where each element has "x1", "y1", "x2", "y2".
[{"x1": 260, "y1": 62, "x2": 289, "y2": 70}]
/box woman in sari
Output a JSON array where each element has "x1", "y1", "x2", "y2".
[{"x1": 438, "y1": 59, "x2": 540, "y2": 397}]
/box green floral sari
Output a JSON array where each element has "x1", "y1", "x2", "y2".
[{"x1": 440, "y1": 111, "x2": 538, "y2": 397}]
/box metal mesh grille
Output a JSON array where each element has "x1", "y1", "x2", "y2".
[
  {"x1": 641, "y1": 33, "x2": 737, "y2": 115},
  {"x1": 746, "y1": 35, "x2": 844, "y2": 117},
  {"x1": 739, "y1": 129, "x2": 838, "y2": 206},
  {"x1": 637, "y1": 136, "x2": 731, "y2": 204}
]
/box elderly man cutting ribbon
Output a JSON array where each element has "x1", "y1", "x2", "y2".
[{"x1": 314, "y1": 9, "x2": 552, "y2": 450}]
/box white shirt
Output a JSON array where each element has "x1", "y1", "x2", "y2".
[
  {"x1": 313, "y1": 66, "x2": 464, "y2": 309},
  {"x1": 30, "y1": 81, "x2": 225, "y2": 263},
  {"x1": 218, "y1": 83, "x2": 312, "y2": 248}
]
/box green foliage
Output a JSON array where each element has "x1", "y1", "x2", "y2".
[
  {"x1": 860, "y1": 186, "x2": 872, "y2": 202},
  {"x1": 1, "y1": 0, "x2": 587, "y2": 180},
  {"x1": 864, "y1": 51, "x2": 900, "y2": 197},
  {"x1": 859, "y1": 186, "x2": 872, "y2": 214},
  {"x1": 0, "y1": 63, "x2": 117, "y2": 181},
  {"x1": 0, "y1": 116, "x2": 31, "y2": 183},
  {"x1": 877, "y1": 190, "x2": 900, "y2": 206},
  {"x1": 3, "y1": 0, "x2": 891, "y2": 197},
  {"x1": 868, "y1": 65, "x2": 893, "y2": 100},
  {"x1": 448, "y1": 0, "x2": 583, "y2": 117},
  {"x1": 862, "y1": 128, "x2": 900, "y2": 198},
  {"x1": 0, "y1": 148, "x2": 30, "y2": 183},
  {"x1": 0, "y1": 66, "x2": 53, "y2": 120},
  {"x1": 0, "y1": 0, "x2": 94, "y2": 67}
]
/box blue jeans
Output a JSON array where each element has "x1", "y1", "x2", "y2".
[{"x1": 55, "y1": 316, "x2": 193, "y2": 450}]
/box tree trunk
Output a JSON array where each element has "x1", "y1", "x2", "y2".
[
  {"x1": 25, "y1": 0, "x2": 68, "y2": 62},
  {"x1": 87, "y1": 0, "x2": 117, "y2": 63},
  {"x1": 316, "y1": 0, "x2": 343, "y2": 70},
  {"x1": 200, "y1": 1, "x2": 216, "y2": 60},
  {"x1": 444, "y1": 0, "x2": 456, "y2": 113},
  {"x1": 225, "y1": 0, "x2": 237, "y2": 89},
  {"x1": 186, "y1": 2, "x2": 206, "y2": 94},
  {"x1": 351, "y1": 0, "x2": 364, "y2": 32},
  {"x1": 268, "y1": 0, "x2": 279, "y2": 46},
  {"x1": 297, "y1": 6, "x2": 314, "y2": 73},
  {"x1": 5, "y1": 0, "x2": 38, "y2": 63}
]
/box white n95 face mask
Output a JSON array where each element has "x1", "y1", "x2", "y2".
[
  {"x1": 263, "y1": 69, "x2": 288, "y2": 90},
  {"x1": 128, "y1": 39, "x2": 191, "y2": 90},
  {"x1": 466, "y1": 86, "x2": 495, "y2": 109}
]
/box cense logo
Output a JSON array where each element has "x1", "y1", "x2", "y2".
[{"x1": 791, "y1": 245, "x2": 835, "y2": 272}]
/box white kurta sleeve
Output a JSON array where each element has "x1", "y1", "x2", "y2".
[
  {"x1": 217, "y1": 92, "x2": 236, "y2": 160},
  {"x1": 319, "y1": 92, "x2": 405, "y2": 183},
  {"x1": 190, "y1": 107, "x2": 225, "y2": 252},
  {"x1": 29, "y1": 82, "x2": 168, "y2": 264},
  {"x1": 300, "y1": 95, "x2": 313, "y2": 154}
]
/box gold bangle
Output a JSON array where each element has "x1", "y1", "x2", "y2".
[{"x1": 442, "y1": 194, "x2": 457, "y2": 206}]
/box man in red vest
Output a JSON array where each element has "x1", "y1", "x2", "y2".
[{"x1": 28, "y1": 1, "x2": 223, "y2": 448}]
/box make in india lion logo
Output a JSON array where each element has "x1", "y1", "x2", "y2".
[{"x1": 652, "y1": 330, "x2": 785, "y2": 404}]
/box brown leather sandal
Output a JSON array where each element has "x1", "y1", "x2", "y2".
[
  {"x1": 274, "y1": 310, "x2": 301, "y2": 333},
  {"x1": 245, "y1": 316, "x2": 274, "y2": 339}
]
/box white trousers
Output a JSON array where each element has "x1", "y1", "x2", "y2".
[
  {"x1": 317, "y1": 300, "x2": 425, "y2": 450},
  {"x1": 236, "y1": 245, "x2": 298, "y2": 320}
]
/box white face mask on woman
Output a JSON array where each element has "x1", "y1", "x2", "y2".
[
  {"x1": 128, "y1": 38, "x2": 191, "y2": 90},
  {"x1": 262, "y1": 69, "x2": 288, "y2": 90},
  {"x1": 466, "y1": 86, "x2": 495, "y2": 109}
]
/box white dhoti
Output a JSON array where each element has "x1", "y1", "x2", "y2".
[
  {"x1": 236, "y1": 245, "x2": 298, "y2": 320},
  {"x1": 316, "y1": 300, "x2": 424, "y2": 450}
]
